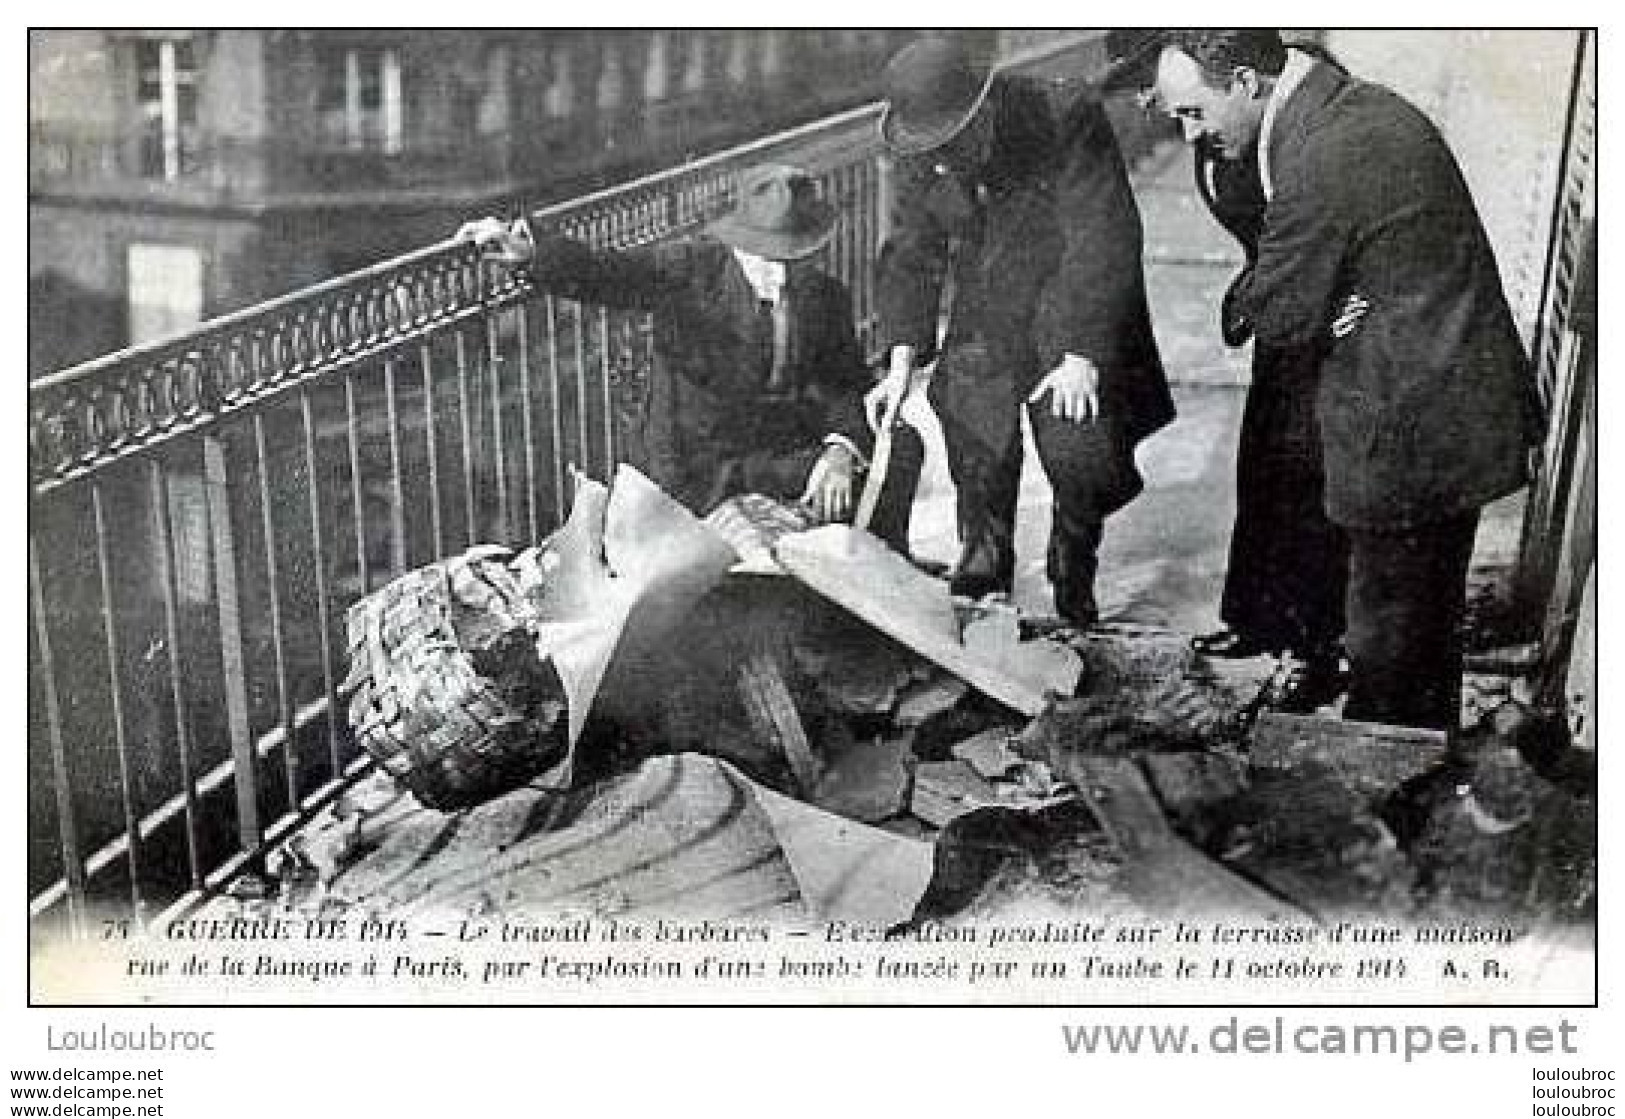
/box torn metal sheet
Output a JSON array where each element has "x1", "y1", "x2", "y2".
[
  {"x1": 523, "y1": 466, "x2": 739, "y2": 755},
  {"x1": 774, "y1": 525, "x2": 1079, "y2": 716}
]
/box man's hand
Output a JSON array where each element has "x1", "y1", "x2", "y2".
[
  {"x1": 1332, "y1": 292, "x2": 1371, "y2": 339},
  {"x1": 801, "y1": 444, "x2": 858, "y2": 522},
  {"x1": 455, "y1": 216, "x2": 535, "y2": 267},
  {"x1": 867, "y1": 345, "x2": 917, "y2": 431},
  {"x1": 1027, "y1": 354, "x2": 1100, "y2": 423}
]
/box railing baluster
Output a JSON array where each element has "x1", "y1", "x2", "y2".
[
  {"x1": 299, "y1": 389, "x2": 343, "y2": 777},
  {"x1": 598, "y1": 305, "x2": 615, "y2": 472},
  {"x1": 383, "y1": 357, "x2": 408, "y2": 573},
  {"x1": 89, "y1": 480, "x2": 144, "y2": 920},
  {"x1": 487, "y1": 311, "x2": 511, "y2": 541},
  {"x1": 420, "y1": 342, "x2": 445, "y2": 559},
  {"x1": 201, "y1": 434, "x2": 261, "y2": 854},
  {"x1": 343, "y1": 374, "x2": 370, "y2": 594},
  {"x1": 572, "y1": 303, "x2": 591, "y2": 475},
  {"x1": 146, "y1": 460, "x2": 203, "y2": 892},
  {"x1": 517, "y1": 302, "x2": 540, "y2": 539},
  {"x1": 455, "y1": 330, "x2": 478, "y2": 544},
  {"x1": 252, "y1": 415, "x2": 299, "y2": 813},
  {"x1": 545, "y1": 296, "x2": 567, "y2": 512},
  {"x1": 28, "y1": 537, "x2": 88, "y2": 935}
]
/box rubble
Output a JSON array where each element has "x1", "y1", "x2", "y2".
[
  {"x1": 807, "y1": 726, "x2": 915, "y2": 823},
  {"x1": 1250, "y1": 713, "x2": 1448, "y2": 801},
  {"x1": 232, "y1": 475, "x2": 1591, "y2": 943}
]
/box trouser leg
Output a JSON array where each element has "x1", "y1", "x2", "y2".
[
  {"x1": 1027, "y1": 408, "x2": 1143, "y2": 626},
  {"x1": 1220, "y1": 359, "x2": 1349, "y2": 656},
  {"x1": 863, "y1": 425, "x2": 925, "y2": 554},
  {"x1": 1341, "y1": 512, "x2": 1480, "y2": 732},
  {"x1": 942, "y1": 416, "x2": 1021, "y2": 597}
]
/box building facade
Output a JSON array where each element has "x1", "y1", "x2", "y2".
[{"x1": 29, "y1": 29, "x2": 928, "y2": 376}]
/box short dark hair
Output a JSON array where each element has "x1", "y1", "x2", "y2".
[{"x1": 1166, "y1": 30, "x2": 1288, "y2": 86}]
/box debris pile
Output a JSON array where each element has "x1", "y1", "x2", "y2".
[{"x1": 220, "y1": 477, "x2": 1592, "y2": 945}]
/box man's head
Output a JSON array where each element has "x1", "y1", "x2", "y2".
[
  {"x1": 1153, "y1": 30, "x2": 1286, "y2": 158},
  {"x1": 878, "y1": 37, "x2": 996, "y2": 160},
  {"x1": 707, "y1": 163, "x2": 837, "y2": 262}
]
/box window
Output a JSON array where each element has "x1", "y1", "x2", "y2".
[
  {"x1": 317, "y1": 45, "x2": 403, "y2": 154},
  {"x1": 477, "y1": 43, "x2": 510, "y2": 137},
  {"x1": 135, "y1": 38, "x2": 199, "y2": 180},
  {"x1": 126, "y1": 243, "x2": 203, "y2": 345}
]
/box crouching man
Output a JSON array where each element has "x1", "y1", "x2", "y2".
[{"x1": 458, "y1": 163, "x2": 922, "y2": 551}]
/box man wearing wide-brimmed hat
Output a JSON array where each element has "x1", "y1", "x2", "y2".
[
  {"x1": 459, "y1": 163, "x2": 922, "y2": 549},
  {"x1": 872, "y1": 35, "x2": 1173, "y2": 627}
]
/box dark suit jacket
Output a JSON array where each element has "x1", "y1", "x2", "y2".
[
  {"x1": 525, "y1": 232, "x2": 873, "y2": 506},
  {"x1": 1242, "y1": 61, "x2": 1543, "y2": 531},
  {"x1": 876, "y1": 74, "x2": 1174, "y2": 458}
]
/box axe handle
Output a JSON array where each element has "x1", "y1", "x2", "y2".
[{"x1": 853, "y1": 391, "x2": 902, "y2": 532}]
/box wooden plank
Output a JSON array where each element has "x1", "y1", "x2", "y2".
[
  {"x1": 1065, "y1": 755, "x2": 1309, "y2": 922},
  {"x1": 1250, "y1": 713, "x2": 1448, "y2": 801},
  {"x1": 737, "y1": 651, "x2": 821, "y2": 795}
]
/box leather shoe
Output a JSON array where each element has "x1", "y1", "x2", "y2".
[{"x1": 1191, "y1": 628, "x2": 1270, "y2": 659}]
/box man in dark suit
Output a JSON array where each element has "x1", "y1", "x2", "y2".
[
  {"x1": 459, "y1": 163, "x2": 922, "y2": 550},
  {"x1": 1104, "y1": 30, "x2": 1349, "y2": 709},
  {"x1": 873, "y1": 36, "x2": 1174, "y2": 626},
  {"x1": 1153, "y1": 30, "x2": 1544, "y2": 730}
]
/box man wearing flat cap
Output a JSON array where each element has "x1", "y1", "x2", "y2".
[
  {"x1": 460, "y1": 164, "x2": 922, "y2": 549},
  {"x1": 872, "y1": 35, "x2": 1173, "y2": 627}
]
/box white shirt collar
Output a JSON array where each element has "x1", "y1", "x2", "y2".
[
  {"x1": 1258, "y1": 47, "x2": 1317, "y2": 203},
  {"x1": 732, "y1": 249, "x2": 786, "y2": 305}
]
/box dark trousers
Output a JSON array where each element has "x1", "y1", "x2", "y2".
[
  {"x1": 1341, "y1": 512, "x2": 1480, "y2": 732},
  {"x1": 1220, "y1": 347, "x2": 1348, "y2": 656},
  {"x1": 942, "y1": 401, "x2": 1141, "y2": 624}
]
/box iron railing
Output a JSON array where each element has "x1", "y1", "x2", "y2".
[{"x1": 27, "y1": 33, "x2": 1108, "y2": 938}]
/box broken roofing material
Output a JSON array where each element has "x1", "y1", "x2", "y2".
[{"x1": 774, "y1": 525, "x2": 1082, "y2": 716}]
